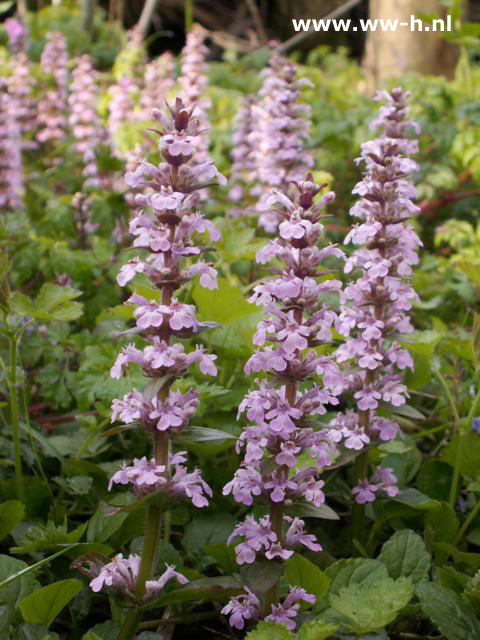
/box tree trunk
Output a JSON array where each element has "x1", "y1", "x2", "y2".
[
  {"x1": 363, "y1": 0, "x2": 458, "y2": 92},
  {"x1": 81, "y1": 0, "x2": 96, "y2": 34}
]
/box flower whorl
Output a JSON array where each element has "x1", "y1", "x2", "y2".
[{"x1": 335, "y1": 87, "x2": 421, "y2": 503}]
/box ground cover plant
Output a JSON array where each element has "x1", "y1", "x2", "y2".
[{"x1": 1, "y1": 3, "x2": 480, "y2": 640}]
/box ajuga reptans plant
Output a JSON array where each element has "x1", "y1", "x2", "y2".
[
  {"x1": 83, "y1": 98, "x2": 226, "y2": 639},
  {"x1": 222, "y1": 175, "x2": 345, "y2": 630},
  {"x1": 335, "y1": 88, "x2": 421, "y2": 542}
]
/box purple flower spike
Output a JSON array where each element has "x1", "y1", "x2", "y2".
[
  {"x1": 37, "y1": 32, "x2": 68, "y2": 145},
  {"x1": 98, "y1": 98, "x2": 222, "y2": 605},
  {"x1": 336, "y1": 87, "x2": 420, "y2": 502},
  {"x1": 223, "y1": 172, "x2": 344, "y2": 630}
]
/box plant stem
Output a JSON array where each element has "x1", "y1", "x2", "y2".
[
  {"x1": 264, "y1": 499, "x2": 283, "y2": 612},
  {"x1": 466, "y1": 387, "x2": 480, "y2": 430},
  {"x1": 10, "y1": 335, "x2": 24, "y2": 503},
  {"x1": 434, "y1": 369, "x2": 462, "y2": 509},
  {"x1": 454, "y1": 498, "x2": 480, "y2": 545},
  {"x1": 118, "y1": 610, "x2": 142, "y2": 640},
  {"x1": 351, "y1": 448, "x2": 368, "y2": 551},
  {"x1": 184, "y1": 0, "x2": 193, "y2": 31},
  {"x1": 264, "y1": 376, "x2": 296, "y2": 615},
  {"x1": 449, "y1": 430, "x2": 462, "y2": 509},
  {"x1": 118, "y1": 428, "x2": 169, "y2": 639}
]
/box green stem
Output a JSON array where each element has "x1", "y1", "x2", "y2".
[
  {"x1": 449, "y1": 431, "x2": 462, "y2": 509},
  {"x1": 466, "y1": 387, "x2": 480, "y2": 430},
  {"x1": 135, "y1": 502, "x2": 163, "y2": 600},
  {"x1": 352, "y1": 449, "x2": 369, "y2": 553},
  {"x1": 118, "y1": 432, "x2": 168, "y2": 639},
  {"x1": 434, "y1": 369, "x2": 462, "y2": 508},
  {"x1": 454, "y1": 499, "x2": 480, "y2": 545},
  {"x1": 184, "y1": 0, "x2": 193, "y2": 31},
  {"x1": 118, "y1": 609, "x2": 142, "y2": 640},
  {"x1": 264, "y1": 500, "x2": 283, "y2": 613},
  {"x1": 10, "y1": 335, "x2": 24, "y2": 502},
  {"x1": 433, "y1": 368, "x2": 461, "y2": 426}
]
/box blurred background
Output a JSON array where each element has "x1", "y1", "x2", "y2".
[{"x1": 2, "y1": 0, "x2": 480, "y2": 87}]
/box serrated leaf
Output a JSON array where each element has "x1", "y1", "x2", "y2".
[
  {"x1": 33, "y1": 284, "x2": 83, "y2": 322},
  {"x1": 285, "y1": 554, "x2": 331, "y2": 601},
  {"x1": 9, "y1": 292, "x2": 34, "y2": 317},
  {"x1": 379, "y1": 530, "x2": 431, "y2": 584},
  {"x1": 328, "y1": 577, "x2": 413, "y2": 634},
  {"x1": 19, "y1": 579, "x2": 82, "y2": 628},
  {"x1": 326, "y1": 559, "x2": 389, "y2": 597},
  {"x1": 297, "y1": 620, "x2": 339, "y2": 640},
  {"x1": 416, "y1": 582, "x2": 480, "y2": 640},
  {"x1": 245, "y1": 621, "x2": 291, "y2": 640}
]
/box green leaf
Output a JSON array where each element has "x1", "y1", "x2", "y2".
[
  {"x1": 14, "y1": 624, "x2": 57, "y2": 640},
  {"x1": 443, "y1": 433, "x2": 480, "y2": 481},
  {"x1": 328, "y1": 577, "x2": 413, "y2": 634},
  {"x1": 205, "y1": 544, "x2": 237, "y2": 574},
  {"x1": 0, "y1": 501, "x2": 25, "y2": 541},
  {"x1": 417, "y1": 460, "x2": 454, "y2": 501},
  {"x1": 19, "y1": 579, "x2": 83, "y2": 628},
  {"x1": 284, "y1": 502, "x2": 340, "y2": 520},
  {"x1": 404, "y1": 330, "x2": 443, "y2": 357},
  {"x1": 0, "y1": 547, "x2": 78, "y2": 590},
  {"x1": 245, "y1": 621, "x2": 291, "y2": 640},
  {"x1": 86, "y1": 508, "x2": 128, "y2": 544},
  {"x1": 285, "y1": 554, "x2": 331, "y2": 601},
  {"x1": 32, "y1": 284, "x2": 83, "y2": 323},
  {"x1": 379, "y1": 530, "x2": 431, "y2": 584},
  {"x1": 183, "y1": 513, "x2": 237, "y2": 558},
  {"x1": 325, "y1": 559, "x2": 389, "y2": 597},
  {"x1": 433, "y1": 543, "x2": 480, "y2": 569},
  {"x1": 0, "y1": 555, "x2": 40, "y2": 616},
  {"x1": 425, "y1": 502, "x2": 459, "y2": 543},
  {"x1": 392, "y1": 488, "x2": 441, "y2": 511},
  {"x1": 416, "y1": 582, "x2": 480, "y2": 640},
  {"x1": 240, "y1": 560, "x2": 284, "y2": 594},
  {"x1": 81, "y1": 621, "x2": 121, "y2": 640},
  {"x1": 193, "y1": 277, "x2": 257, "y2": 325},
  {"x1": 297, "y1": 620, "x2": 339, "y2": 640},
  {"x1": 9, "y1": 292, "x2": 34, "y2": 317}
]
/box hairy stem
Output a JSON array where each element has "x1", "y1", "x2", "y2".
[
  {"x1": 264, "y1": 500, "x2": 283, "y2": 612},
  {"x1": 264, "y1": 375, "x2": 297, "y2": 614},
  {"x1": 352, "y1": 448, "x2": 369, "y2": 552}
]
